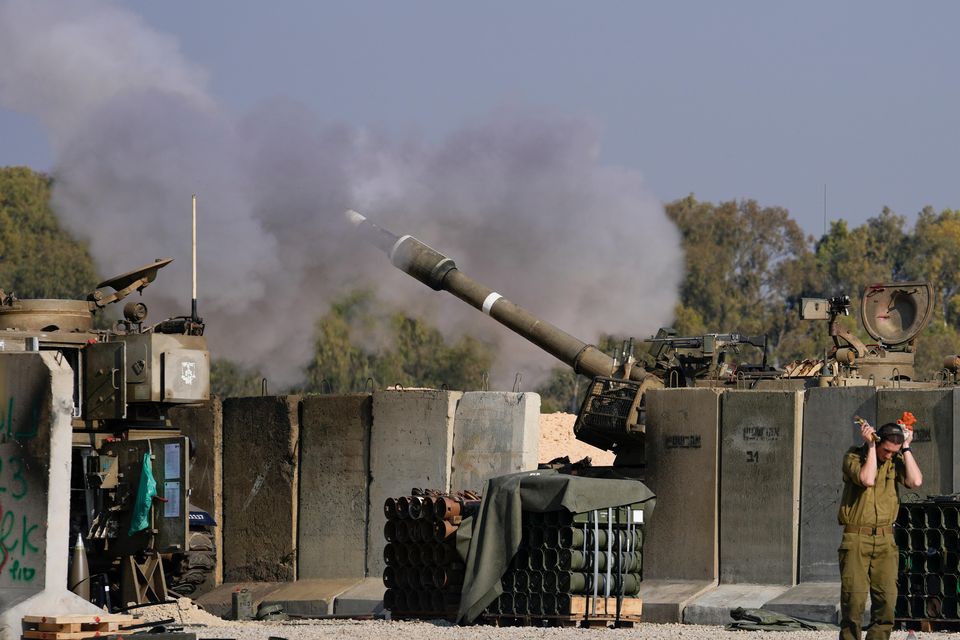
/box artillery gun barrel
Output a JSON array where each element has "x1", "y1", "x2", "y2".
[{"x1": 346, "y1": 210, "x2": 651, "y2": 383}]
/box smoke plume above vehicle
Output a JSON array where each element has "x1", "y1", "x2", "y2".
[{"x1": 0, "y1": 0, "x2": 683, "y2": 388}]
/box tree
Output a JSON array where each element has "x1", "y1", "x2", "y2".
[
  {"x1": 665, "y1": 196, "x2": 819, "y2": 365},
  {"x1": 210, "y1": 359, "x2": 266, "y2": 398},
  {"x1": 304, "y1": 289, "x2": 494, "y2": 393},
  {"x1": 902, "y1": 207, "x2": 960, "y2": 326},
  {"x1": 0, "y1": 166, "x2": 99, "y2": 298}
]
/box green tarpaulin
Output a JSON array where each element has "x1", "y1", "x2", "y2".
[{"x1": 455, "y1": 470, "x2": 656, "y2": 624}]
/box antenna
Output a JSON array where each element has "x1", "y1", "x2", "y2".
[
  {"x1": 192, "y1": 194, "x2": 199, "y2": 323},
  {"x1": 823, "y1": 184, "x2": 827, "y2": 238}
]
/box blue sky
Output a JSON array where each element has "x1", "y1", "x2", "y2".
[
  {"x1": 2, "y1": 1, "x2": 958, "y2": 237},
  {"x1": 1, "y1": 1, "x2": 958, "y2": 383}
]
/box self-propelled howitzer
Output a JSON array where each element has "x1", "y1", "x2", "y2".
[{"x1": 346, "y1": 210, "x2": 662, "y2": 470}]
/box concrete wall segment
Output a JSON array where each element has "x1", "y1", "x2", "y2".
[
  {"x1": 298, "y1": 394, "x2": 372, "y2": 580},
  {"x1": 643, "y1": 387, "x2": 721, "y2": 583},
  {"x1": 0, "y1": 352, "x2": 99, "y2": 639},
  {"x1": 719, "y1": 390, "x2": 803, "y2": 586},
  {"x1": 221, "y1": 395, "x2": 300, "y2": 582},
  {"x1": 366, "y1": 389, "x2": 460, "y2": 576},
  {"x1": 799, "y1": 386, "x2": 875, "y2": 582},
  {"x1": 451, "y1": 392, "x2": 540, "y2": 493},
  {"x1": 877, "y1": 387, "x2": 957, "y2": 496}
]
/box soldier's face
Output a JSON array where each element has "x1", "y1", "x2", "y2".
[{"x1": 876, "y1": 440, "x2": 901, "y2": 462}]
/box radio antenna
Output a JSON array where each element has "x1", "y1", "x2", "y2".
[
  {"x1": 823, "y1": 184, "x2": 827, "y2": 238},
  {"x1": 192, "y1": 194, "x2": 199, "y2": 323}
]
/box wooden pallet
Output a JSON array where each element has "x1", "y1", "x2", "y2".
[
  {"x1": 482, "y1": 613, "x2": 641, "y2": 628},
  {"x1": 484, "y1": 595, "x2": 642, "y2": 628},
  {"x1": 565, "y1": 595, "x2": 642, "y2": 618},
  {"x1": 22, "y1": 615, "x2": 136, "y2": 640}
]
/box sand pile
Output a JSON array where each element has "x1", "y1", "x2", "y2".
[
  {"x1": 538, "y1": 412, "x2": 615, "y2": 466},
  {"x1": 131, "y1": 597, "x2": 235, "y2": 625}
]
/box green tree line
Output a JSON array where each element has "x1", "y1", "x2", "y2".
[{"x1": 3, "y1": 166, "x2": 959, "y2": 405}]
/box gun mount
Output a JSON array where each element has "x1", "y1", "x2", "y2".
[{"x1": 800, "y1": 282, "x2": 934, "y2": 382}]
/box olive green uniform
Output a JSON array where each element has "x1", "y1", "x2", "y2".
[{"x1": 837, "y1": 446, "x2": 906, "y2": 640}]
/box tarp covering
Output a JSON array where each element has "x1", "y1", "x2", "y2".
[
  {"x1": 726, "y1": 607, "x2": 838, "y2": 631},
  {"x1": 455, "y1": 470, "x2": 656, "y2": 624}
]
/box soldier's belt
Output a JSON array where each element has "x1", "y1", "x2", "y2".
[{"x1": 843, "y1": 525, "x2": 893, "y2": 536}]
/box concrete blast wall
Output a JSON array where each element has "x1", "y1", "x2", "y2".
[
  {"x1": 0, "y1": 353, "x2": 99, "y2": 640},
  {"x1": 298, "y1": 395, "x2": 372, "y2": 580},
  {"x1": 799, "y1": 387, "x2": 874, "y2": 582},
  {"x1": 451, "y1": 392, "x2": 540, "y2": 494},
  {"x1": 365, "y1": 390, "x2": 460, "y2": 577},
  {"x1": 222, "y1": 396, "x2": 300, "y2": 582},
  {"x1": 877, "y1": 388, "x2": 960, "y2": 495},
  {"x1": 643, "y1": 388, "x2": 721, "y2": 582},
  {"x1": 719, "y1": 390, "x2": 803, "y2": 586}
]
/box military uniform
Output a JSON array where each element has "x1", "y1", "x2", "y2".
[{"x1": 837, "y1": 446, "x2": 906, "y2": 640}]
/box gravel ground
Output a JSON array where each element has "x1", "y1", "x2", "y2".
[
  {"x1": 130, "y1": 618, "x2": 950, "y2": 640},
  {"x1": 133, "y1": 600, "x2": 950, "y2": 640}
]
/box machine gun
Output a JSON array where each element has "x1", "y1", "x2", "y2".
[{"x1": 644, "y1": 329, "x2": 773, "y2": 386}]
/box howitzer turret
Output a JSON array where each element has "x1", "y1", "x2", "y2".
[{"x1": 347, "y1": 210, "x2": 662, "y2": 468}]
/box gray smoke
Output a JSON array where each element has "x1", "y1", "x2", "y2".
[{"x1": 0, "y1": 0, "x2": 683, "y2": 388}]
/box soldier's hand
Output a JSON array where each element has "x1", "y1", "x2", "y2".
[
  {"x1": 860, "y1": 422, "x2": 876, "y2": 445},
  {"x1": 903, "y1": 426, "x2": 914, "y2": 448}
]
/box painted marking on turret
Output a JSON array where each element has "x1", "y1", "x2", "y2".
[{"x1": 181, "y1": 361, "x2": 196, "y2": 385}]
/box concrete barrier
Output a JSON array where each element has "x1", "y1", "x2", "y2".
[
  {"x1": 639, "y1": 388, "x2": 722, "y2": 622},
  {"x1": 758, "y1": 387, "x2": 875, "y2": 624},
  {"x1": 878, "y1": 387, "x2": 960, "y2": 496},
  {"x1": 798, "y1": 387, "x2": 875, "y2": 582},
  {"x1": 685, "y1": 390, "x2": 803, "y2": 625},
  {"x1": 451, "y1": 392, "x2": 539, "y2": 493},
  {"x1": 365, "y1": 389, "x2": 460, "y2": 577},
  {"x1": 0, "y1": 353, "x2": 99, "y2": 639},
  {"x1": 222, "y1": 396, "x2": 300, "y2": 582},
  {"x1": 719, "y1": 390, "x2": 803, "y2": 585},
  {"x1": 298, "y1": 394, "x2": 372, "y2": 580}
]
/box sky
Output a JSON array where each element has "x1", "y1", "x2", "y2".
[
  {"x1": 3, "y1": 1, "x2": 959, "y2": 237},
  {"x1": 0, "y1": 1, "x2": 958, "y2": 386}
]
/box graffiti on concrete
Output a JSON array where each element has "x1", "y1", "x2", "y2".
[
  {"x1": 0, "y1": 388, "x2": 45, "y2": 587},
  {"x1": 0, "y1": 397, "x2": 41, "y2": 441}
]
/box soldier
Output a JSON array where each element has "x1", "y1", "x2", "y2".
[{"x1": 838, "y1": 419, "x2": 923, "y2": 640}]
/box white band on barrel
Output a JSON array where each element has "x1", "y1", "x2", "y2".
[
  {"x1": 482, "y1": 292, "x2": 502, "y2": 315},
  {"x1": 389, "y1": 235, "x2": 413, "y2": 262}
]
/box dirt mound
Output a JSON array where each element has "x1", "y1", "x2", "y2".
[{"x1": 538, "y1": 412, "x2": 615, "y2": 466}]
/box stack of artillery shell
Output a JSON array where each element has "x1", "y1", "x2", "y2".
[
  {"x1": 486, "y1": 504, "x2": 645, "y2": 619},
  {"x1": 895, "y1": 500, "x2": 960, "y2": 621},
  {"x1": 382, "y1": 491, "x2": 481, "y2": 619}
]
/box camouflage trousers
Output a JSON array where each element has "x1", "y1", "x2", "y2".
[{"x1": 838, "y1": 531, "x2": 898, "y2": 640}]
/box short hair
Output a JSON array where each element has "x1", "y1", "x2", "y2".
[{"x1": 877, "y1": 422, "x2": 905, "y2": 445}]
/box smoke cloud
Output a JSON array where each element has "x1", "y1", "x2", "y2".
[{"x1": 0, "y1": 0, "x2": 683, "y2": 389}]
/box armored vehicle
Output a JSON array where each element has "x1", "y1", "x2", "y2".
[
  {"x1": 0, "y1": 258, "x2": 212, "y2": 607},
  {"x1": 346, "y1": 210, "x2": 944, "y2": 474}
]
